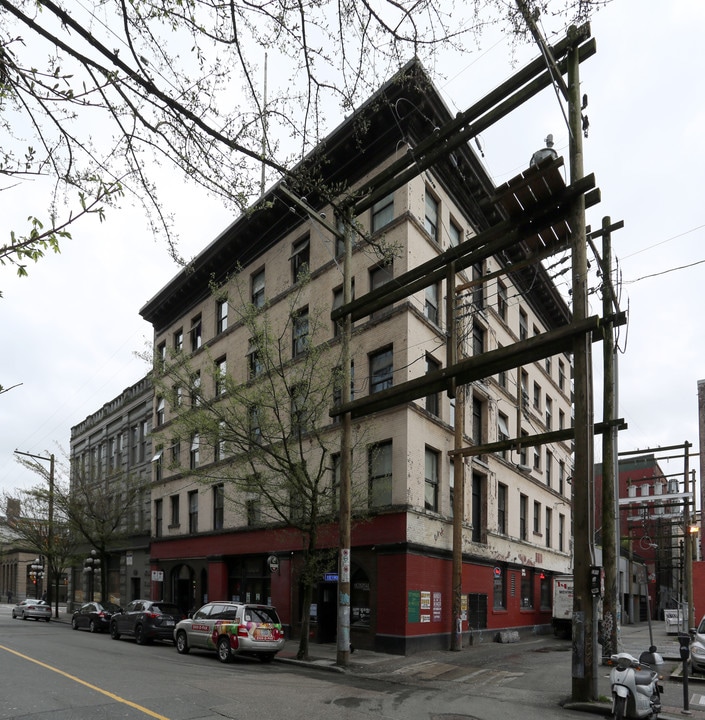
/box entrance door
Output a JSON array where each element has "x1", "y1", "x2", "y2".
[
  {"x1": 468, "y1": 593, "x2": 488, "y2": 630},
  {"x1": 317, "y1": 582, "x2": 337, "y2": 643}
]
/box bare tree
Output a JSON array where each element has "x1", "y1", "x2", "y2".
[
  {"x1": 0, "y1": 0, "x2": 609, "y2": 278},
  {"x1": 1, "y1": 483, "x2": 76, "y2": 618},
  {"x1": 152, "y1": 273, "x2": 369, "y2": 660}
]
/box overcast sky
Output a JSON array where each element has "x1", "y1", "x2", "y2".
[{"x1": 1, "y1": 0, "x2": 703, "y2": 497}]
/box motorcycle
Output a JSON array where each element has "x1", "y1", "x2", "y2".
[{"x1": 608, "y1": 647, "x2": 664, "y2": 720}]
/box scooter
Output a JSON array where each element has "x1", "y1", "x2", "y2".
[{"x1": 608, "y1": 647, "x2": 664, "y2": 719}]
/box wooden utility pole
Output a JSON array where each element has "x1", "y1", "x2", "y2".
[
  {"x1": 567, "y1": 25, "x2": 596, "y2": 702},
  {"x1": 600, "y1": 216, "x2": 619, "y2": 660}
]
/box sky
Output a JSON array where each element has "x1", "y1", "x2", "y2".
[{"x1": 1, "y1": 0, "x2": 703, "y2": 497}]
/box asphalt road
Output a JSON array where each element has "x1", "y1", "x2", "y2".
[{"x1": 0, "y1": 604, "x2": 622, "y2": 720}]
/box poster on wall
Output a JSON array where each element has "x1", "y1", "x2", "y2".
[
  {"x1": 432, "y1": 591, "x2": 442, "y2": 622},
  {"x1": 420, "y1": 591, "x2": 431, "y2": 609},
  {"x1": 408, "y1": 590, "x2": 420, "y2": 622}
]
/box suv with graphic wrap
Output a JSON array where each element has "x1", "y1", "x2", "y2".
[{"x1": 174, "y1": 601, "x2": 285, "y2": 663}]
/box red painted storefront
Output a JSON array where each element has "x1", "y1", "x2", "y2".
[{"x1": 149, "y1": 512, "x2": 554, "y2": 655}]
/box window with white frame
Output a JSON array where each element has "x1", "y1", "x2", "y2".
[
  {"x1": 190, "y1": 433, "x2": 200, "y2": 469},
  {"x1": 215, "y1": 356, "x2": 227, "y2": 396},
  {"x1": 190, "y1": 314, "x2": 202, "y2": 351},
  {"x1": 291, "y1": 237, "x2": 309, "y2": 283},
  {"x1": 368, "y1": 441, "x2": 392, "y2": 508},
  {"x1": 424, "y1": 190, "x2": 439, "y2": 241},
  {"x1": 371, "y1": 193, "x2": 394, "y2": 232},
  {"x1": 216, "y1": 299, "x2": 228, "y2": 333},
  {"x1": 424, "y1": 447, "x2": 439, "y2": 512},
  {"x1": 425, "y1": 282, "x2": 439, "y2": 324},
  {"x1": 252, "y1": 268, "x2": 265, "y2": 308},
  {"x1": 292, "y1": 307, "x2": 309, "y2": 358}
]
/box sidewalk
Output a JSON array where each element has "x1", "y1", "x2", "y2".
[{"x1": 276, "y1": 621, "x2": 705, "y2": 720}]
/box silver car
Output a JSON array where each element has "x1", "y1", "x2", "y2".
[
  {"x1": 12, "y1": 599, "x2": 52, "y2": 621},
  {"x1": 690, "y1": 616, "x2": 705, "y2": 673},
  {"x1": 174, "y1": 601, "x2": 285, "y2": 663}
]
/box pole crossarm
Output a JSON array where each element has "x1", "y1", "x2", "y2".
[
  {"x1": 331, "y1": 312, "x2": 625, "y2": 419},
  {"x1": 333, "y1": 172, "x2": 598, "y2": 324},
  {"x1": 448, "y1": 418, "x2": 627, "y2": 458},
  {"x1": 350, "y1": 25, "x2": 595, "y2": 217}
]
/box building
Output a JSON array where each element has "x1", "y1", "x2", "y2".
[
  {"x1": 595, "y1": 454, "x2": 687, "y2": 621},
  {"x1": 139, "y1": 59, "x2": 575, "y2": 654},
  {"x1": 68, "y1": 375, "x2": 154, "y2": 608}
]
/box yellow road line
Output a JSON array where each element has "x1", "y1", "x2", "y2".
[{"x1": 0, "y1": 643, "x2": 171, "y2": 720}]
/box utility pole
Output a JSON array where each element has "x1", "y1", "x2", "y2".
[
  {"x1": 599, "y1": 216, "x2": 620, "y2": 660},
  {"x1": 337, "y1": 210, "x2": 353, "y2": 667},
  {"x1": 567, "y1": 25, "x2": 596, "y2": 702}
]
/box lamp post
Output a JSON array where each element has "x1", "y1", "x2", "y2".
[
  {"x1": 83, "y1": 550, "x2": 100, "y2": 602},
  {"x1": 29, "y1": 557, "x2": 44, "y2": 599}
]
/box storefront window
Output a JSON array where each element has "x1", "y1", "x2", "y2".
[{"x1": 351, "y1": 567, "x2": 370, "y2": 626}]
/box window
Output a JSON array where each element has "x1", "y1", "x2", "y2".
[
  {"x1": 247, "y1": 499, "x2": 261, "y2": 526},
  {"x1": 533, "y1": 501, "x2": 541, "y2": 534},
  {"x1": 425, "y1": 282, "x2": 439, "y2": 324},
  {"x1": 369, "y1": 347, "x2": 393, "y2": 393},
  {"x1": 497, "y1": 281, "x2": 507, "y2": 321},
  {"x1": 521, "y1": 570, "x2": 534, "y2": 609},
  {"x1": 190, "y1": 314, "x2": 202, "y2": 352},
  {"x1": 371, "y1": 192, "x2": 394, "y2": 232},
  {"x1": 533, "y1": 445, "x2": 541, "y2": 471},
  {"x1": 472, "y1": 322, "x2": 485, "y2": 356},
  {"x1": 190, "y1": 433, "x2": 200, "y2": 469},
  {"x1": 171, "y1": 438, "x2": 180, "y2": 465},
  {"x1": 545, "y1": 507, "x2": 552, "y2": 547},
  {"x1": 424, "y1": 448, "x2": 439, "y2": 512},
  {"x1": 519, "y1": 430, "x2": 528, "y2": 466},
  {"x1": 174, "y1": 329, "x2": 183, "y2": 352},
  {"x1": 471, "y1": 473, "x2": 484, "y2": 543},
  {"x1": 472, "y1": 396, "x2": 483, "y2": 446},
  {"x1": 559, "y1": 409, "x2": 565, "y2": 430},
  {"x1": 332, "y1": 280, "x2": 355, "y2": 337},
  {"x1": 330, "y1": 453, "x2": 341, "y2": 514},
  {"x1": 472, "y1": 262, "x2": 484, "y2": 310},
  {"x1": 424, "y1": 190, "x2": 439, "y2": 241},
  {"x1": 519, "y1": 308, "x2": 528, "y2": 341},
  {"x1": 369, "y1": 441, "x2": 392, "y2": 508},
  {"x1": 519, "y1": 494, "x2": 528, "y2": 540},
  {"x1": 214, "y1": 420, "x2": 226, "y2": 462},
  {"x1": 546, "y1": 450, "x2": 553, "y2": 487},
  {"x1": 533, "y1": 381, "x2": 541, "y2": 410},
  {"x1": 425, "y1": 355, "x2": 440, "y2": 416},
  {"x1": 154, "y1": 499, "x2": 163, "y2": 537},
  {"x1": 559, "y1": 513, "x2": 565, "y2": 551},
  {"x1": 157, "y1": 341, "x2": 167, "y2": 372},
  {"x1": 332, "y1": 362, "x2": 355, "y2": 422},
  {"x1": 559, "y1": 360, "x2": 566, "y2": 392},
  {"x1": 252, "y1": 269, "x2": 265, "y2": 308},
  {"x1": 448, "y1": 220, "x2": 461, "y2": 247},
  {"x1": 215, "y1": 357, "x2": 227, "y2": 396},
  {"x1": 369, "y1": 262, "x2": 393, "y2": 318},
  {"x1": 249, "y1": 405, "x2": 261, "y2": 445},
  {"x1": 213, "y1": 484, "x2": 224, "y2": 530},
  {"x1": 498, "y1": 412, "x2": 509, "y2": 459},
  {"x1": 497, "y1": 483, "x2": 507, "y2": 534},
  {"x1": 498, "y1": 348, "x2": 507, "y2": 389},
  {"x1": 216, "y1": 299, "x2": 228, "y2": 333},
  {"x1": 292, "y1": 307, "x2": 309, "y2": 358},
  {"x1": 493, "y1": 566, "x2": 505, "y2": 610},
  {"x1": 188, "y1": 490, "x2": 198, "y2": 533},
  {"x1": 449, "y1": 461, "x2": 455, "y2": 512},
  {"x1": 248, "y1": 341, "x2": 263, "y2": 379},
  {"x1": 290, "y1": 383, "x2": 309, "y2": 436},
  {"x1": 545, "y1": 396, "x2": 552, "y2": 430},
  {"x1": 521, "y1": 370, "x2": 529, "y2": 410},
  {"x1": 545, "y1": 355, "x2": 552, "y2": 375},
  {"x1": 559, "y1": 460, "x2": 565, "y2": 495},
  {"x1": 156, "y1": 396, "x2": 165, "y2": 426},
  {"x1": 291, "y1": 237, "x2": 309, "y2": 282},
  {"x1": 170, "y1": 495, "x2": 180, "y2": 527},
  {"x1": 173, "y1": 384, "x2": 183, "y2": 408},
  {"x1": 191, "y1": 372, "x2": 201, "y2": 406},
  {"x1": 152, "y1": 447, "x2": 163, "y2": 482}
]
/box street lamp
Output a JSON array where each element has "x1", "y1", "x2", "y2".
[
  {"x1": 29, "y1": 557, "x2": 44, "y2": 599},
  {"x1": 83, "y1": 550, "x2": 100, "y2": 602}
]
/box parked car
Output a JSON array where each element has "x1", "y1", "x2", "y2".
[
  {"x1": 174, "y1": 601, "x2": 285, "y2": 663},
  {"x1": 690, "y1": 615, "x2": 705, "y2": 673},
  {"x1": 12, "y1": 598, "x2": 52, "y2": 621},
  {"x1": 110, "y1": 600, "x2": 184, "y2": 644},
  {"x1": 71, "y1": 602, "x2": 122, "y2": 633}
]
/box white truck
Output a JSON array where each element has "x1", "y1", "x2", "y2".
[{"x1": 552, "y1": 574, "x2": 573, "y2": 638}]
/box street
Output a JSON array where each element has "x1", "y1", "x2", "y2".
[{"x1": 0, "y1": 602, "x2": 605, "y2": 720}]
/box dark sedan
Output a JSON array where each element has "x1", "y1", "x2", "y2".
[
  {"x1": 110, "y1": 599, "x2": 184, "y2": 645},
  {"x1": 71, "y1": 602, "x2": 122, "y2": 633}
]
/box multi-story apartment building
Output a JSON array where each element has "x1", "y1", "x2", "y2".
[
  {"x1": 140, "y1": 59, "x2": 574, "y2": 654},
  {"x1": 69, "y1": 376, "x2": 153, "y2": 607}
]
